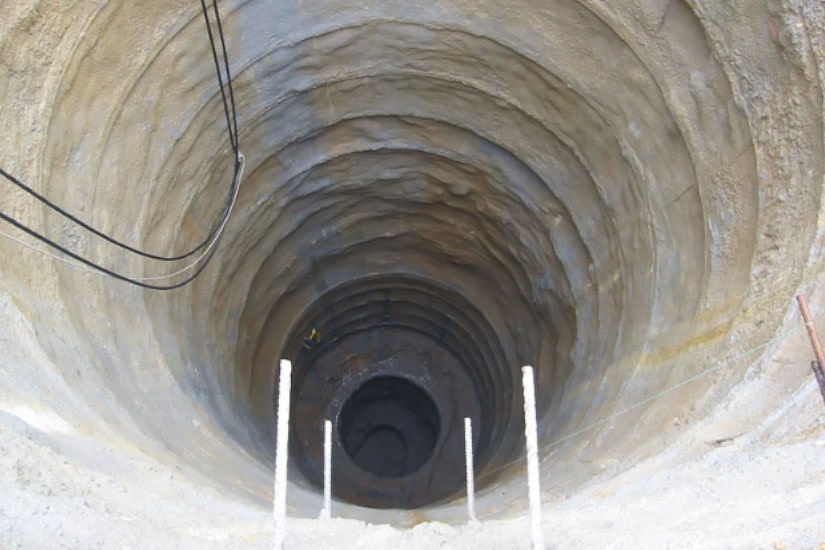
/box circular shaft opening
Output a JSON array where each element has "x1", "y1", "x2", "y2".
[{"x1": 339, "y1": 376, "x2": 440, "y2": 478}]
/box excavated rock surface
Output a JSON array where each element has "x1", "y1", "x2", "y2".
[{"x1": 1, "y1": 0, "x2": 824, "y2": 547}]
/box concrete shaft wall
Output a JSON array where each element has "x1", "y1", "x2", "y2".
[{"x1": 1, "y1": 0, "x2": 824, "y2": 546}]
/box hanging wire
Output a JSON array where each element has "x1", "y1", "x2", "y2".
[
  {"x1": 0, "y1": 153, "x2": 245, "y2": 288},
  {"x1": 0, "y1": 0, "x2": 242, "y2": 289}
]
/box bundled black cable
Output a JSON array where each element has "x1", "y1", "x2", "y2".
[{"x1": 0, "y1": 0, "x2": 241, "y2": 289}]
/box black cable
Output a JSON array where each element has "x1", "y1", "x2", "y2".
[
  {"x1": 0, "y1": 0, "x2": 242, "y2": 289},
  {"x1": 0, "y1": 206, "x2": 224, "y2": 290},
  {"x1": 200, "y1": 0, "x2": 238, "y2": 154},
  {"x1": 1, "y1": 159, "x2": 238, "y2": 262},
  {"x1": 211, "y1": 0, "x2": 239, "y2": 148},
  {"x1": 0, "y1": 0, "x2": 240, "y2": 262}
]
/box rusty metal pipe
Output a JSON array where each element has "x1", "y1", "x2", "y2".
[
  {"x1": 796, "y1": 295, "x2": 825, "y2": 408},
  {"x1": 796, "y1": 295, "x2": 825, "y2": 369}
]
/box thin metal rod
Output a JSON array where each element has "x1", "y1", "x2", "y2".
[
  {"x1": 464, "y1": 417, "x2": 478, "y2": 523},
  {"x1": 522, "y1": 366, "x2": 545, "y2": 550},
  {"x1": 321, "y1": 419, "x2": 332, "y2": 519},
  {"x1": 812, "y1": 361, "x2": 825, "y2": 406},
  {"x1": 273, "y1": 359, "x2": 292, "y2": 550},
  {"x1": 796, "y1": 295, "x2": 825, "y2": 369}
]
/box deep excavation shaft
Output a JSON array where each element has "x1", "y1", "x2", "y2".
[{"x1": 1, "y1": 1, "x2": 824, "y2": 547}]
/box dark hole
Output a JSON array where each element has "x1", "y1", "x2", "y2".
[{"x1": 339, "y1": 376, "x2": 440, "y2": 478}]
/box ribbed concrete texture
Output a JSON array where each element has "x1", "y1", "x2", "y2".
[{"x1": 1, "y1": 1, "x2": 825, "y2": 548}]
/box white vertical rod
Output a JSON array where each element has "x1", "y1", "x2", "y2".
[
  {"x1": 464, "y1": 417, "x2": 478, "y2": 523},
  {"x1": 522, "y1": 366, "x2": 544, "y2": 550},
  {"x1": 321, "y1": 419, "x2": 332, "y2": 520},
  {"x1": 273, "y1": 359, "x2": 292, "y2": 550}
]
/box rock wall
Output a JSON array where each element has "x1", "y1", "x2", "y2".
[{"x1": 1, "y1": 0, "x2": 824, "y2": 546}]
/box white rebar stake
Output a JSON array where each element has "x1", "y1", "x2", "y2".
[
  {"x1": 273, "y1": 359, "x2": 292, "y2": 550},
  {"x1": 464, "y1": 417, "x2": 478, "y2": 523},
  {"x1": 321, "y1": 419, "x2": 332, "y2": 520},
  {"x1": 522, "y1": 366, "x2": 544, "y2": 550}
]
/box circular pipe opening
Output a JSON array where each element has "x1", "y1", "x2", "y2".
[
  {"x1": 287, "y1": 276, "x2": 489, "y2": 509},
  {"x1": 339, "y1": 376, "x2": 440, "y2": 479}
]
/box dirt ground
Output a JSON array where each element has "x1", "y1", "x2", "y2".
[{"x1": 2, "y1": 291, "x2": 823, "y2": 549}]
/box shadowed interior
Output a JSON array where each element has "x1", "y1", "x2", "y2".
[{"x1": 339, "y1": 376, "x2": 440, "y2": 480}]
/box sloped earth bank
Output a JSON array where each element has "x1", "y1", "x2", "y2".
[{"x1": 1, "y1": 0, "x2": 824, "y2": 548}]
